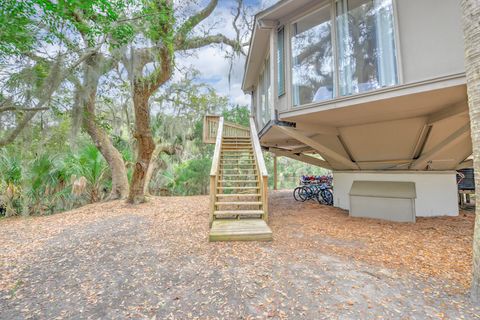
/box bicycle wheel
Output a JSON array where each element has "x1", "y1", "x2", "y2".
[
  {"x1": 298, "y1": 186, "x2": 311, "y2": 201},
  {"x1": 316, "y1": 190, "x2": 326, "y2": 205},
  {"x1": 320, "y1": 189, "x2": 334, "y2": 206},
  {"x1": 293, "y1": 187, "x2": 303, "y2": 201}
]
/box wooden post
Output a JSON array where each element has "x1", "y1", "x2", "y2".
[{"x1": 274, "y1": 155, "x2": 278, "y2": 191}]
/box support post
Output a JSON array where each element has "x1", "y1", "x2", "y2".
[{"x1": 274, "y1": 155, "x2": 278, "y2": 190}]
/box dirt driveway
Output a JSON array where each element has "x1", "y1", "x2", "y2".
[{"x1": 0, "y1": 190, "x2": 479, "y2": 319}]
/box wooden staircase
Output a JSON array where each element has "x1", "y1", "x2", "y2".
[{"x1": 204, "y1": 116, "x2": 272, "y2": 241}]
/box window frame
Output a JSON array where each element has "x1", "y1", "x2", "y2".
[
  {"x1": 277, "y1": 26, "x2": 286, "y2": 97},
  {"x1": 257, "y1": 50, "x2": 273, "y2": 128},
  {"x1": 287, "y1": 0, "x2": 401, "y2": 109}
]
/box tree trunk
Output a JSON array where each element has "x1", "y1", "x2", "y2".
[
  {"x1": 70, "y1": 81, "x2": 83, "y2": 151},
  {"x1": 143, "y1": 143, "x2": 176, "y2": 195},
  {"x1": 461, "y1": 0, "x2": 480, "y2": 302},
  {"x1": 143, "y1": 153, "x2": 158, "y2": 196},
  {"x1": 82, "y1": 56, "x2": 130, "y2": 200},
  {"x1": 127, "y1": 90, "x2": 156, "y2": 204}
]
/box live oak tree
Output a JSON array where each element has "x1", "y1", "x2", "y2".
[
  {"x1": 1, "y1": 0, "x2": 248, "y2": 203},
  {"x1": 124, "y1": 0, "x2": 245, "y2": 204},
  {"x1": 461, "y1": 0, "x2": 480, "y2": 302},
  {"x1": 0, "y1": 0, "x2": 132, "y2": 199},
  {"x1": 40, "y1": 0, "x2": 133, "y2": 199}
]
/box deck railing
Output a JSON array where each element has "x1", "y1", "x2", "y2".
[
  {"x1": 207, "y1": 115, "x2": 268, "y2": 225},
  {"x1": 209, "y1": 117, "x2": 224, "y2": 226},
  {"x1": 249, "y1": 117, "x2": 269, "y2": 221},
  {"x1": 203, "y1": 115, "x2": 250, "y2": 144}
]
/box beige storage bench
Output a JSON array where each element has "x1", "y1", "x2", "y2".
[{"x1": 349, "y1": 181, "x2": 417, "y2": 222}]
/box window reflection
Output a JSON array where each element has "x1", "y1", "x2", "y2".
[
  {"x1": 259, "y1": 57, "x2": 271, "y2": 127},
  {"x1": 292, "y1": 5, "x2": 334, "y2": 106},
  {"x1": 336, "y1": 0, "x2": 398, "y2": 96},
  {"x1": 290, "y1": 0, "x2": 398, "y2": 107}
]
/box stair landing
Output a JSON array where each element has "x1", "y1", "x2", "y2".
[{"x1": 209, "y1": 219, "x2": 273, "y2": 242}]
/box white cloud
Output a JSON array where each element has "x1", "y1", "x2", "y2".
[{"x1": 172, "y1": 1, "x2": 262, "y2": 107}]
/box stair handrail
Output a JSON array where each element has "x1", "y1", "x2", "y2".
[
  {"x1": 209, "y1": 117, "x2": 224, "y2": 225},
  {"x1": 249, "y1": 117, "x2": 269, "y2": 221},
  {"x1": 203, "y1": 115, "x2": 250, "y2": 143}
]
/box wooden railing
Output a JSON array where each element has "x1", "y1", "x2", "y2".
[
  {"x1": 223, "y1": 121, "x2": 250, "y2": 138},
  {"x1": 203, "y1": 115, "x2": 250, "y2": 144},
  {"x1": 249, "y1": 117, "x2": 269, "y2": 221},
  {"x1": 207, "y1": 115, "x2": 268, "y2": 224},
  {"x1": 209, "y1": 117, "x2": 224, "y2": 226}
]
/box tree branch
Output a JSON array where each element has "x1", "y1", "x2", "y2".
[
  {"x1": 0, "y1": 112, "x2": 38, "y2": 148},
  {"x1": 174, "y1": 0, "x2": 218, "y2": 46},
  {"x1": 176, "y1": 34, "x2": 244, "y2": 55},
  {"x1": 0, "y1": 105, "x2": 49, "y2": 113}
]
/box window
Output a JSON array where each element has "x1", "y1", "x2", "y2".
[
  {"x1": 290, "y1": 0, "x2": 398, "y2": 106},
  {"x1": 277, "y1": 27, "x2": 286, "y2": 97},
  {"x1": 292, "y1": 4, "x2": 334, "y2": 106},
  {"x1": 258, "y1": 57, "x2": 272, "y2": 127},
  {"x1": 336, "y1": 0, "x2": 398, "y2": 96}
]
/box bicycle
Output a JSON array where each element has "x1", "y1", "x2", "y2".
[{"x1": 293, "y1": 175, "x2": 334, "y2": 206}]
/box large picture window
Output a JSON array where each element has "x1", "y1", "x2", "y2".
[
  {"x1": 258, "y1": 57, "x2": 272, "y2": 127},
  {"x1": 292, "y1": 4, "x2": 334, "y2": 106},
  {"x1": 290, "y1": 0, "x2": 398, "y2": 107},
  {"x1": 336, "y1": 0, "x2": 398, "y2": 96}
]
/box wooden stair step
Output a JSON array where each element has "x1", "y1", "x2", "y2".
[
  {"x1": 209, "y1": 220, "x2": 272, "y2": 242},
  {"x1": 221, "y1": 162, "x2": 255, "y2": 164},
  {"x1": 221, "y1": 174, "x2": 258, "y2": 177},
  {"x1": 222, "y1": 142, "x2": 251, "y2": 145},
  {"x1": 214, "y1": 209, "x2": 264, "y2": 216},
  {"x1": 220, "y1": 171, "x2": 257, "y2": 174},
  {"x1": 219, "y1": 180, "x2": 258, "y2": 183},
  {"x1": 221, "y1": 156, "x2": 254, "y2": 158},
  {"x1": 216, "y1": 194, "x2": 261, "y2": 197},
  {"x1": 222, "y1": 146, "x2": 251, "y2": 148},
  {"x1": 217, "y1": 186, "x2": 260, "y2": 190},
  {"x1": 221, "y1": 150, "x2": 253, "y2": 152},
  {"x1": 215, "y1": 201, "x2": 262, "y2": 206}
]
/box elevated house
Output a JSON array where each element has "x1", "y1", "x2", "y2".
[{"x1": 242, "y1": 0, "x2": 470, "y2": 221}]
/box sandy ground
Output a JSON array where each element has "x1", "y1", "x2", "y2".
[{"x1": 0, "y1": 190, "x2": 479, "y2": 319}]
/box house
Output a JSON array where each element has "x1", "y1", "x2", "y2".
[{"x1": 242, "y1": 0, "x2": 470, "y2": 221}]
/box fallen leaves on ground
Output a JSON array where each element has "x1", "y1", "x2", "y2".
[{"x1": 0, "y1": 190, "x2": 477, "y2": 319}]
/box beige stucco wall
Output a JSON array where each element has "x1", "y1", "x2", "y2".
[
  {"x1": 334, "y1": 171, "x2": 459, "y2": 217},
  {"x1": 395, "y1": 0, "x2": 465, "y2": 83}
]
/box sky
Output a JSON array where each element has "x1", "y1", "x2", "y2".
[{"x1": 174, "y1": 0, "x2": 279, "y2": 107}]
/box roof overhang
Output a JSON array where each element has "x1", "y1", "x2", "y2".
[{"x1": 241, "y1": 0, "x2": 316, "y2": 92}]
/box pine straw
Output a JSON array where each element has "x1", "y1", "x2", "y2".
[
  {"x1": 0, "y1": 190, "x2": 476, "y2": 318},
  {"x1": 0, "y1": 191, "x2": 474, "y2": 292},
  {"x1": 268, "y1": 191, "x2": 474, "y2": 291}
]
